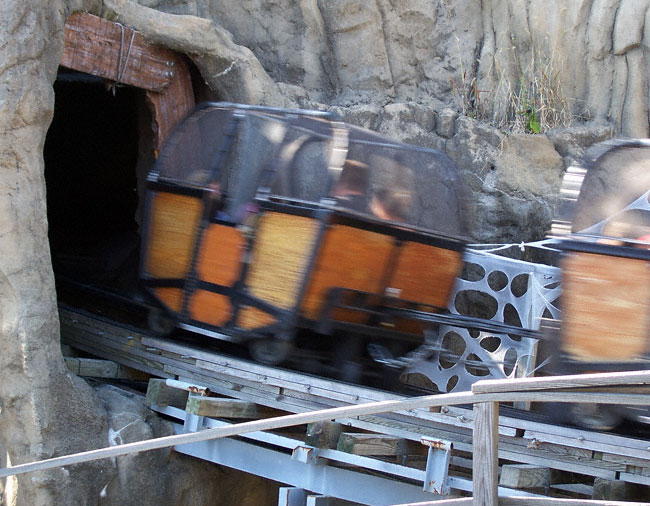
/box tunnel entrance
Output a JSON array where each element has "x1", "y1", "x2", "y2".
[
  {"x1": 45, "y1": 12, "x2": 196, "y2": 305},
  {"x1": 44, "y1": 69, "x2": 144, "y2": 296}
]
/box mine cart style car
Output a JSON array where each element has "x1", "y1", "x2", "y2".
[
  {"x1": 140, "y1": 103, "x2": 469, "y2": 373},
  {"x1": 549, "y1": 139, "x2": 650, "y2": 429}
]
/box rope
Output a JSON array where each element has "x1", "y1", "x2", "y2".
[{"x1": 109, "y1": 23, "x2": 136, "y2": 95}]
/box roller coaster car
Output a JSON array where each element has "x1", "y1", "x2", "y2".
[
  {"x1": 550, "y1": 139, "x2": 650, "y2": 429},
  {"x1": 139, "y1": 103, "x2": 467, "y2": 372}
]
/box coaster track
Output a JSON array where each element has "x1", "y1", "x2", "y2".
[{"x1": 59, "y1": 304, "x2": 650, "y2": 497}]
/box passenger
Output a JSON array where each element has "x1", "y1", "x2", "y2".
[
  {"x1": 209, "y1": 182, "x2": 230, "y2": 221},
  {"x1": 331, "y1": 159, "x2": 370, "y2": 213},
  {"x1": 369, "y1": 187, "x2": 413, "y2": 223},
  {"x1": 635, "y1": 234, "x2": 650, "y2": 249}
]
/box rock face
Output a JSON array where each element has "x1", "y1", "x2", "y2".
[
  {"x1": 94, "y1": 384, "x2": 278, "y2": 506},
  {"x1": 0, "y1": 1, "x2": 113, "y2": 504},
  {"x1": 136, "y1": 0, "x2": 650, "y2": 138}
]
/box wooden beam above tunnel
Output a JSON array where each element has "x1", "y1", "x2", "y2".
[{"x1": 61, "y1": 12, "x2": 195, "y2": 150}]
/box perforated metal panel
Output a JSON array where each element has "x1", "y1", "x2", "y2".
[{"x1": 403, "y1": 243, "x2": 561, "y2": 393}]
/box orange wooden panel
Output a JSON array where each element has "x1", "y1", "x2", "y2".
[
  {"x1": 238, "y1": 306, "x2": 277, "y2": 330},
  {"x1": 562, "y1": 252, "x2": 650, "y2": 361},
  {"x1": 197, "y1": 224, "x2": 245, "y2": 286},
  {"x1": 301, "y1": 225, "x2": 395, "y2": 320},
  {"x1": 189, "y1": 290, "x2": 232, "y2": 327},
  {"x1": 154, "y1": 287, "x2": 183, "y2": 313},
  {"x1": 146, "y1": 192, "x2": 202, "y2": 279},
  {"x1": 246, "y1": 212, "x2": 320, "y2": 311},
  {"x1": 387, "y1": 242, "x2": 463, "y2": 307}
]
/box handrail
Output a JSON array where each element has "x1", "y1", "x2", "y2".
[{"x1": 2, "y1": 369, "x2": 650, "y2": 506}]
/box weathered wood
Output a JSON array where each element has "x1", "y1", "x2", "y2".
[
  {"x1": 473, "y1": 401, "x2": 499, "y2": 506},
  {"x1": 144, "y1": 53, "x2": 194, "y2": 150},
  {"x1": 145, "y1": 378, "x2": 188, "y2": 408},
  {"x1": 185, "y1": 396, "x2": 282, "y2": 419},
  {"x1": 472, "y1": 370, "x2": 650, "y2": 394},
  {"x1": 337, "y1": 433, "x2": 425, "y2": 457},
  {"x1": 65, "y1": 356, "x2": 149, "y2": 380},
  {"x1": 65, "y1": 357, "x2": 118, "y2": 377},
  {"x1": 549, "y1": 483, "x2": 594, "y2": 499},
  {"x1": 499, "y1": 464, "x2": 550, "y2": 490},
  {"x1": 62, "y1": 12, "x2": 175, "y2": 92},
  {"x1": 592, "y1": 478, "x2": 646, "y2": 501},
  {"x1": 305, "y1": 421, "x2": 344, "y2": 449},
  {"x1": 62, "y1": 12, "x2": 194, "y2": 151}
]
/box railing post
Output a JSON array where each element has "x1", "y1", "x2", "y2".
[{"x1": 473, "y1": 401, "x2": 499, "y2": 506}]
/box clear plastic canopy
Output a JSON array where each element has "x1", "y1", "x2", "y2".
[{"x1": 154, "y1": 103, "x2": 466, "y2": 237}]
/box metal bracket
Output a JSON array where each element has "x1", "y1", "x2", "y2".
[
  {"x1": 421, "y1": 437, "x2": 452, "y2": 495},
  {"x1": 292, "y1": 445, "x2": 324, "y2": 465}
]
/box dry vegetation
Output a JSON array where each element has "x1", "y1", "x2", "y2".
[{"x1": 452, "y1": 40, "x2": 585, "y2": 134}]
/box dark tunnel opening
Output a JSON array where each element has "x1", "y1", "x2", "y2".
[{"x1": 44, "y1": 68, "x2": 146, "y2": 299}]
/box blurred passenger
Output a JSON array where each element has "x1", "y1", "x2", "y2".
[
  {"x1": 209, "y1": 182, "x2": 230, "y2": 221},
  {"x1": 332, "y1": 159, "x2": 370, "y2": 212},
  {"x1": 369, "y1": 187, "x2": 413, "y2": 222}
]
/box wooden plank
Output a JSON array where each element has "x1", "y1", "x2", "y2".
[
  {"x1": 305, "y1": 422, "x2": 344, "y2": 449},
  {"x1": 145, "y1": 53, "x2": 194, "y2": 149},
  {"x1": 62, "y1": 12, "x2": 175, "y2": 92},
  {"x1": 549, "y1": 483, "x2": 593, "y2": 498},
  {"x1": 185, "y1": 396, "x2": 283, "y2": 419},
  {"x1": 336, "y1": 433, "x2": 425, "y2": 457},
  {"x1": 473, "y1": 401, "x2": 499, "y2": 506},
  {"x1": 145, "y1": 378, "x2": 189, "y2": 408},
  {"x1": 592, "y1": 478, "x2": 646, "y2": 501},
  {"x1": 499, "y1": 464, "x2": 550, "y2": 490},
  {"x1": 64, "y1": 356, "x2": 149, "y2": 380},
  {"x1": 472, "y1": 370, "x2": 650, "y2": 394}
]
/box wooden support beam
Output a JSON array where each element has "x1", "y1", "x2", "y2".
[
  {"x1": 61, "y1": 12, "x2": 195, "y2": 150},
  {"x1": 185, "y1": 397, "x2": 282, "y2": 419},
  {"x1": 145, "y1": 378, "x2": 188, "y2": 408},
  {"x1": 549, "y1": 483, "x2": 593, "y2": 499},
  {"x1": 499, "y1": 464, "x2": 550, "y2": 490},
  {"x1": 305, "y1": 422, "x2": 344, "y2": 449},
  {"x1": 65, "y1": 356, "x2": 150, "y2": 380},
  {"x1": 473, "y1": 402, "x2": 499, "y2": 506},
  {"x1": 336, "y1": 433, "x2": 425, "y2": 457},
  {"x1": 592, "y1": 478, "x2": 647, "y2": 501},
  {"x1": 62, "y1": 12, "x2": 175, "y2": 92}
]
